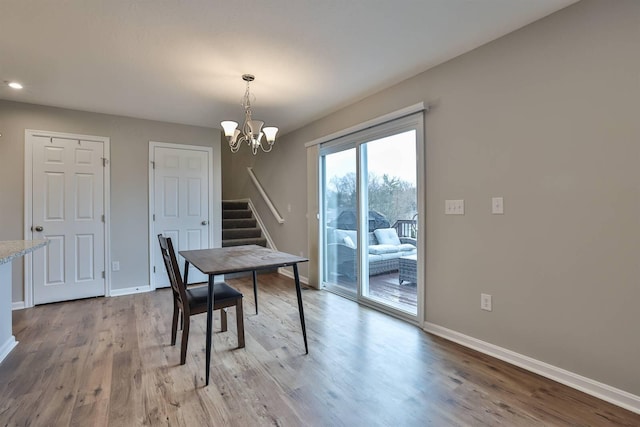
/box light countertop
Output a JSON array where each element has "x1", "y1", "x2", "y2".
[{"x1": 0, "y1": 240, "x2": 48, "y2": 265}]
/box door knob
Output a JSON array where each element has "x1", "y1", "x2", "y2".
[
  {"x1": 201, "y1": 220, "x2": 208, "y2": 226},
  {"x1": 32, "y1": 225, "x2": 44, "y2": 232}
]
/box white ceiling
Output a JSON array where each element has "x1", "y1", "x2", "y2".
[{"x1": 0, "y1": 0, "x2": 578, "y2": 135}]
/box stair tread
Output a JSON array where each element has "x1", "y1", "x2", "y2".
[
  {"x1": 222, "y1": 237, "x2": 267, "y2": 247},
  {"x1": 223, "y1": 227, "x2": 261, "y2": 235},
  {"x1": 223, "y1": 230, "x2": 262, "y2": 239},
  {"x1": 222, "y1": 201, "x2": 249, "y2": 210},
  {"x1": 223, "y1": 218, "x2": 257, "y2": 229},
  {"x1": 223, "y1": 210, "x2": 253, "y2": 219}
]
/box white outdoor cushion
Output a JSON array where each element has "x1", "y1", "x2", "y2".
[
  {"x1": 398, "y1": 243, "x2": 417, "y2": 253},
  {"x1": 343, "y1": 235, "x2": 356, "y2": 249},
  {"x1": 368, "y1": 244, "x2": 398, "y2": 255},
  {"x1": 334, "y1": 229, "x2": 357, "y2": 245},
  {"x1": 374, "y1": 228, "x2": 401, "y2": 246}
]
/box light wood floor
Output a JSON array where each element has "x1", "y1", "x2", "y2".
[{"x1": 1, "y1": 272, "x2": 638, "y2": 426}]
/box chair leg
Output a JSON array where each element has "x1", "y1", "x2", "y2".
[
  {"x1": 171, "y1": 302, "x2": 179, "y2": 346},
  {"x1": 220, "y1": 308, "x2": 228, "y2": 332},
  {"x1": 236, "y1": 298, "x2": 245, "y2": 349},
  {"x1": 180, "y1": 314, "x2": 190, "y2": 365}
]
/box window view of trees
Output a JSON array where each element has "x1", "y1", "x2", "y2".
[{"x1": 327, "y1": 172, "x2": 416, "y2": 227}]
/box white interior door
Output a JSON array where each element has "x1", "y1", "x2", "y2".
[
  {"x1": 151, "y1": 144, "x2": 211, "y2": 288},
  {"x1": 31, "y1": 136, "x2": 106, "y2": 304}
]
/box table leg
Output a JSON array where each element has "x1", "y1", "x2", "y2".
[
  {"x1": 182, "y1": 260, "x2": 191, "y2": 331},
  {"x1": 293, "y1": 263, "x2": 308, "y2": 354},
  {"x1": 205, "y1": 273, "x2": 214, "y2": 386},
  {"x1": 252, "y1": 270, "x2": 258, "y2": 315}
]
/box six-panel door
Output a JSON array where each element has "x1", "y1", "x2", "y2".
[
  {"x1": 152, "y1": 146, "x2": 210, "y2": 287},
  {"x1": 32, "y1": 136, "x2": 106, "y2": 304}
]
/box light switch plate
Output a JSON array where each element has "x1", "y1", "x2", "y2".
[
  {"x1": 445, "y1": 199, "x2": 464, "y2": 215},
  {"x1": 481, "y1": 293, "x2": 492, "y2": 311}
]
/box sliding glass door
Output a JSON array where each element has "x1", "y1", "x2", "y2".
[{"x1": 320, "y1": 113, "x2": 423, "y2": 320}]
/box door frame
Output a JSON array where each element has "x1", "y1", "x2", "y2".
[
  {"x1": 317, "y1": 112, "x2": 426, "y2": 325},
  {"x1": 24, "y1": 129, "x2": 111, "y2": 308},
  {"x1": 148, "y1": 141, "x2": 220, "y2": 290}
]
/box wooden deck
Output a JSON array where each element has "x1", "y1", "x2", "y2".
[{"x1": 326, "y1": 271, "x2": 418, "y2": 313}]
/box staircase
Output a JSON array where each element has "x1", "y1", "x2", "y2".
[{"x1": 222, "y1": 201, "x2": 268, "y2": 248}]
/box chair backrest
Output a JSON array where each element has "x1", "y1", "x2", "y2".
[{"x1": 157, "y1": 235, "x2": 188, "y2": 311}]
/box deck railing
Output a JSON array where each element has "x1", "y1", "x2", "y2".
[{"x1": 392, "y1": 219, "x2": 416, "y2": 238}]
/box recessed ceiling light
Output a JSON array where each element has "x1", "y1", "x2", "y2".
[{"x1": 8, "y1": 82, "x2": 23, "y2": 90}]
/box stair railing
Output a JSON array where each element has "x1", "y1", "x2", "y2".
[{"x1": 247, "y1": 167, "x2": 285, "y2": 224}]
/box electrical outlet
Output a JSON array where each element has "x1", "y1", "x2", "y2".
[
  {"x1": 481, "y1": 293, "x2": 492, "y2": 311},
  {"x1": 112, "y1": 261, "x2": 120, "y2": 271}
]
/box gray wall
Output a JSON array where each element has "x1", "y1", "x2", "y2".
[
  {"x1": 221, "y1": 0, "x2": 640, "y2": 396},
  {"x1": 0, "y1": 99, "x2": 220, "y2": 300}
]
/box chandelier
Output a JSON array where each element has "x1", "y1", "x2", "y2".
[{"x1": 221, "y1": 74, "x2": 278, "y2": 155}]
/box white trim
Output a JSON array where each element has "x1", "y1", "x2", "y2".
[
  {"x1": 148, "y1": 141, "x2": 218, "y2": 290},
  {"x1": 414, "y1": 114, "x2": 426, "y2": 328},
  {"x1": 305, "y1": 102, "x2": 426, "y2": 148},
  {"x1": 24, "y1": 133, "x2": 33, "y2": 307},
  {"x1": 423, "y1": 322, "x2": 640, "y2": 415},
  {"x1": 0, "y1": 336, "x2": 17, "y2": 364},
  {"x1": 247, "y1": 167, "x2": 285, "y2": 224},
  {"x1": 24, "y1": 129, "x2": 111, "y2": 308},
  {"x1": 277, "y1": 267, "x2": 309, "y2": 285},
  {"x1": 104, "y1": 140, "x2": 112, "y2": 296},
  {"x1": 109, "y1": 285, "x2": 153, "y2": 297},
  {"x1": 11, "y1": 302, "x2": 25, "y2": 311}
]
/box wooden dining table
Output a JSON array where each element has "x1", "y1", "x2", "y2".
[{"x1": 179, "y1": 244, "x2": 309, "y2": 385}]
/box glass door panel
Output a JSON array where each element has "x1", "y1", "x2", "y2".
[
  {"x1": 361, "y1": 130, "x2": 418, "y2": 315},
  {"x1": 321, "y1": 148, "x2": 358, "y2": 297}
]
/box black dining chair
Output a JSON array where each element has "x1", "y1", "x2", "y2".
[{"x1": 158, "y1": 235, "x2": 245, "y2": 365}]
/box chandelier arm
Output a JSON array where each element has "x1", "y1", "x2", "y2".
[
  {"x1": 260, "y1": 141, "x2": 274, "y2": 153},
  {"x1": 230, "y1": 141, "x2": 241, "y2": 153}
]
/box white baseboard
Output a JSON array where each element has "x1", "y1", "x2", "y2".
[
  {"x1": 277, "y1": 267, "x2": 309, "y2": 285},
  {"x1": 423, "y1": 322, "x2": 640, "y2": 415},
  {"x1": 0, "y1": 336, "x2": 18, "y2": 364},
  {"x1": 13, "y1": 286, "x2": 153, "y2": 304},
  {"x1": 109, "y1": 285, "x2": 153, "y2": 297}
]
